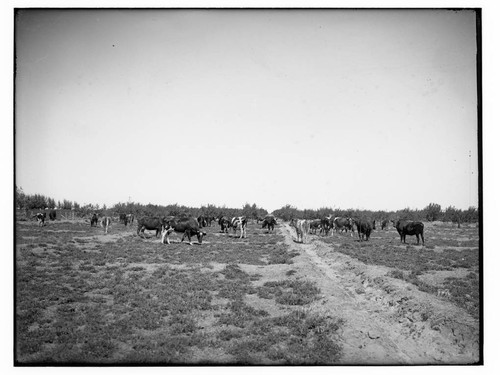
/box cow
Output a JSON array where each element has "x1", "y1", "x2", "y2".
[
  {"x1": 48, "y1": 210, "x2": 56, "y2": 221},
  {"x1": 333, "y1": 217, "x2": 356, "y2": 236},
  {"x1": 321, "y1": 216, "x2": 334, "y2": 236},
  {"x1": 392, "y1": 219, "x2": 425, "y2": 245},
  {"x1": 101, "y1": 216, "x2": 112, "y2": 234},
  {"x1": 381, "y1": 219, "x2": 389, "y2": 230},
  {"x1": 126, "y1": 213, "x2": 135, "y2": 225},
  {"x1": 231, "y1": 216, "x2": 248, "y2": 239},
  {"x1": 119, "y1": 213, "x2": 126, "y2": 224},
  {"x1": 262, "y1": 215, "x2": 278, "y2": 233},
  {"x1": 197, "y1": 215, "x2": 207, "y2": 228},
  {"x1": 354, "y1": 218, "x2": 373, "y2": 241},
  {"x1": 90, "y1": 213, "x2": 99, "y2": 227},
  {"x1": 218, "y1": 216, "x2": 231, "y2": 233},
  {"x1": 309, "y1": 219, "x2": 323, "y2": 234},
  {"x1": 290, "y1": 218, "x2": 310, "y2": 243},
  {"x1": 137, "y1": 216, "x2": 166, "y2": 238},
  {"x1": 34, "y1": 212, "x2": 46, "y2": 226},
  {"x1": 161, "y1": 216, "x2": 206, "y2": 245},
  {"x1": 205, "y1": 216, "x2": 216, "y2": 227}
]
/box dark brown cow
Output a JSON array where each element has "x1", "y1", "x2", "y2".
[
  {"x1": 262, "y1": 215, "x2": 278, "y2": 233},
  {"x1": 320, "y1": 216, "x2": 334, "y2": 235},
  {"x1": 137, "y1": 217, "x2": 166, "y2": 238},
  {"x1": 90, "y1": 213, "x2": 99, "y2": 227},
  {"x1": 392, "y1": 220, "x2": 425, "y2": 245},
  {"x1": 197, "y1": 215, "x2": 207, "y2": 227},
  {"x1": 162, "y1": 216, "x2": 206, "y2": 245},
  {"x1": 49, "y1": 210, "x2": 56, "y2": 221},
  {"x1": 354, "y1": 218, "x2": 373, "y2": 241},
  {"x1": 381, "y1": 219, "x2": 389, "y2": 230},
  {"x1": 334, "y1": 217, "x2": 356, "y2": 236},
  {"x1": 309, "y1": 219, "x2": 323, "y2": 234},
  {"x1": 119, "y1": 213, "x2": 128, "y2": 225},
  {"x1": 218, "y1": 216, "x2": 231, "y2": 233}
]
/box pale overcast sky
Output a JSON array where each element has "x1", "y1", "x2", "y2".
[{"x1": 15, "y1": 9, "x2": 479, "y2": 212}]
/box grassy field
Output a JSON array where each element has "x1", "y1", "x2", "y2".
[
  {"x1": 15, "y1": 218, "x2": 480, "y2": 364},
  {"x1": 15, "y1": 220, "x2": 343, "y2": 364}
]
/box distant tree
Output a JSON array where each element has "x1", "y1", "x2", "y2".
[
  {"x1": 423, "y1": 203, "x2": 442, "y2": 222},
  {"x1": 396, "y1": 207, "x2": 420, "y2": 221},
  {"x1": 272, "y1": 204, "x2": 299, "y2": 221},
  {"x1": 462, "y1": 206, "x2": 478, "y2": 223},
  {"x1": 15, "y1": 186, "x2": 26, "y2": 209},
  {"x1": 62, "y1": 199, "x2": 72, "y2": 210},
  {"x1": 47, "y1": 197, "x2": 56, "y2": 209}
]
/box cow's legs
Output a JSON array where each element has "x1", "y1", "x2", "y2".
[{"x1": 184, "y1": 231, "x2": 193, "y2": 245}]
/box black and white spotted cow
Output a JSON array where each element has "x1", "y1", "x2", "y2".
[
  {"x1": 34, "y1": 212, "x2": 46, "y2": 226},
  {"x1": 231, "y1": 216, "x2": 248, "y2": 239}
]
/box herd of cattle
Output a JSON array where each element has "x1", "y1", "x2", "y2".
[
  {"x1": 30, "y1": 211, "x2": 425, "y2": 246},
  {"x1": 289, "y1": 216, "x2": 424, "y2": 245}
]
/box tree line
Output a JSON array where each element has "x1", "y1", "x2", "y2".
[
  {"x1": 15, "y1": 186, "x2": 478, "y2": 224},
  {"x1": 15, "y1": 186, "x2": 268, "y2": 220},
  {"x1": 271, "y1": 202, "x2": 478, "y2": 224}
]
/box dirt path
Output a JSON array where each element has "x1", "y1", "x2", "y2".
[{"x1": 280, "y1": 224, "x2": 479, "y2": 364}]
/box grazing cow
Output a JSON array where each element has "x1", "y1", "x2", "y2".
[
  {"x1": 101, "y1": 216, "x2": 112, "y2": 234},
  {"x1": 49, "y1": 210, "x2": 56, "y2": 221},
  {"x1": 126, "y1": 213, "x2": 135, "y2": 225},
  {"x1": 218, "y1": 216, "x2": 231, "y2": 233},
  {"x1": 262, "y1": 215, "x2": 278, "y2": 233},
  {"x1": 309, "y1": 219, "x2": 323, "y2": 234},
  {"x1": 231, "y1": 216, "x2": 248, "y2": 239},
  {"x1": 197, "y1": 215, "x2": 207, "y2": 228},
  {"x1": 392, "y1": 220, "x2": 425, "y2": 245},
  {"x1": 162, "y1": 216, "x2": 206, "y2": 245},
  {"x1": 381, "y1": 219, "x2": 389, "y2": 230},
  {"x1": 291, "y1": 218, "x2": 310, "y2": 243},
  {"x1": 90, "y1": 213, "x2": 99, "y2": 227},
  {"x1": 34, "y1": 212, "x2": 46, "y2": 226},
  {"x1": 354, "y1": 218, "x2": 373, "y2": 241},
  {"x1": 137, "y1": 216, "x2": 166, "y2": 238}
]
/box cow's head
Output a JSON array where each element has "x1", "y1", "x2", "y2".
[{"x1": 196, "y1": 230, "x2": 207, "y2": 244}]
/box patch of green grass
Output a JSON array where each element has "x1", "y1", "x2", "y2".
[
  {"x1": 168, "y1": 314, "x2": 198, "y2": 335},
  {"x1": 267, "y1": 246, "x2": 300, "y2": 264},
  {"x1": 218, "y1": 300, "x2": 269, "y2": 328},
  {"x1": 443, "y1": 275, "x2": 480, "y2": 319},
  {"x1": 217, "y1": 328, "x2": 245, "y2": 342},
  {"x1": 257, "y1": 280, "x2": 321, "y2": 305}
]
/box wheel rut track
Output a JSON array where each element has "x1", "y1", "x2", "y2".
[{"x1": 279, "y1": 223, "x2": 479, "y2": 365}]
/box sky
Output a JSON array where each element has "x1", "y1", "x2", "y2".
[{"x1": 14, "y1": 8, "x2": 480, "y2": 213}]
